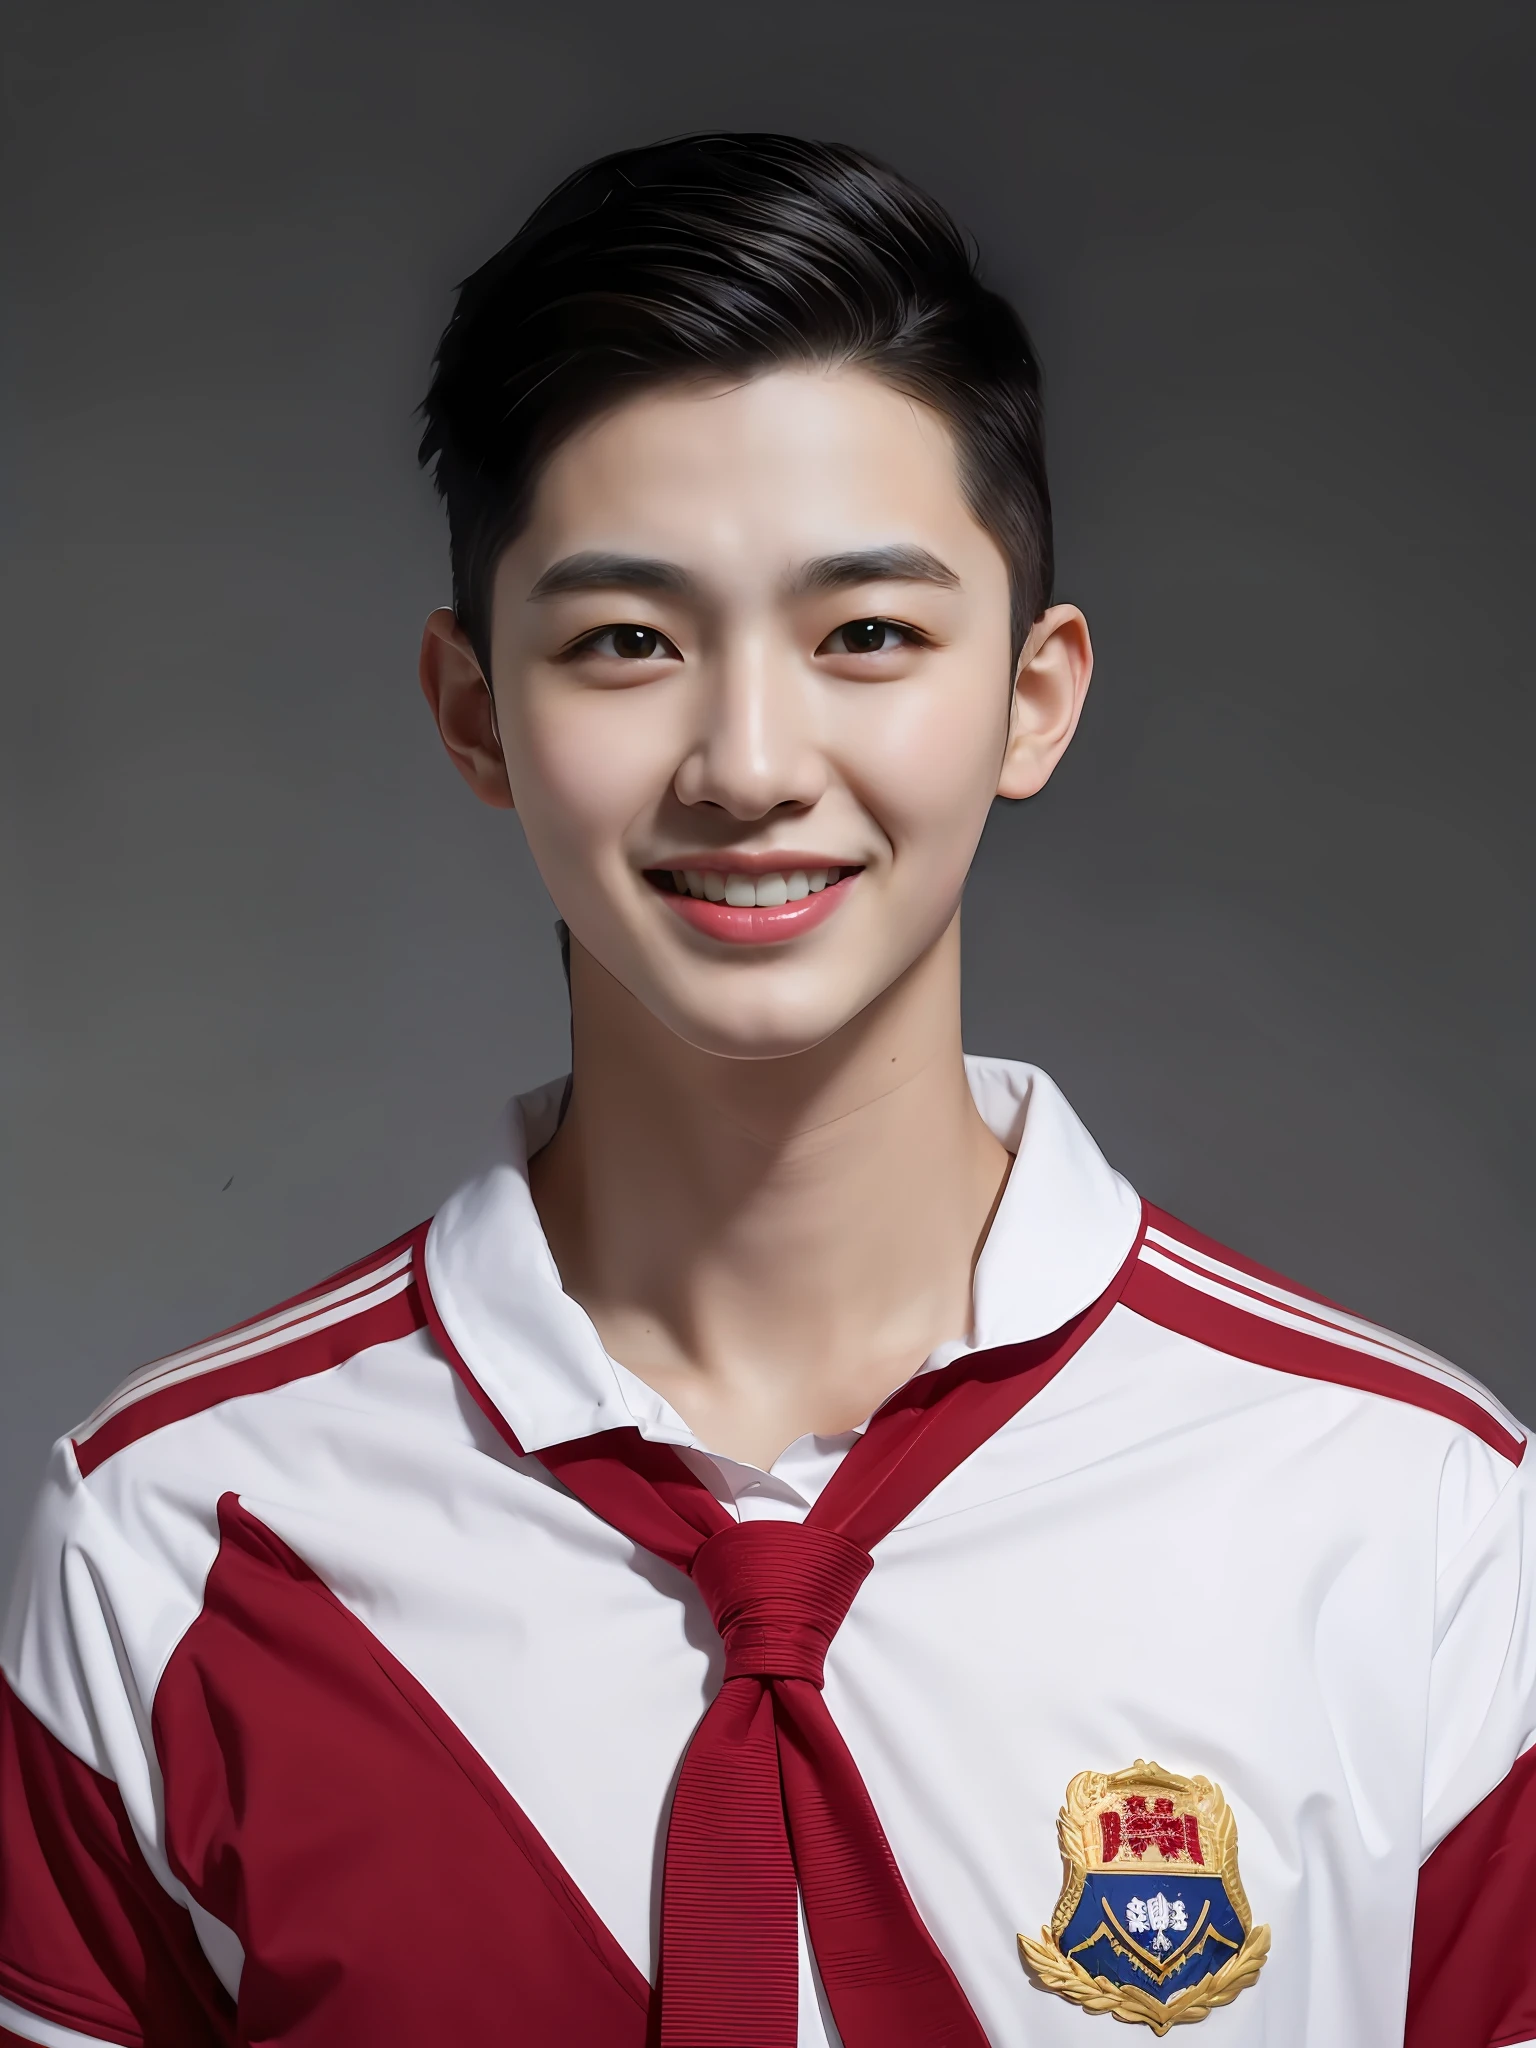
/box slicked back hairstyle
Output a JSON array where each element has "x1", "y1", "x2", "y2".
[{"x1": 418, "y1": 133, "x2": 1052, "y2": 672}]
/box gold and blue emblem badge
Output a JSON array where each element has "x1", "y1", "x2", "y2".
[{"x1": 1018, "y1": 1761, "x2": 1269, "y2": 2033}]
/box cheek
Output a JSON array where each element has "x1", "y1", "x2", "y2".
[
  {"x1": 503, "y1": 688, "x2": 673, "y2": 875},
  {"x1": 841, "y1": 673, "x2": 1010, "y2": 866}
]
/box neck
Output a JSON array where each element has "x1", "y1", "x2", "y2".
[{"x1": 528, "y1": 921, "x2": 1010, "y2": 1467}]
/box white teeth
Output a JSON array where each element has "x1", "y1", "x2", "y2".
[{"x1": 671, "y1": 866, "x2": 846, "y2": 905}]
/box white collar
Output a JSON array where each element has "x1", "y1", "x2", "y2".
[{"x1": 424, "y1": 1057, "x2": 1141, "y2": 1465}]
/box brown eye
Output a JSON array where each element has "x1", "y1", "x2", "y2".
[
  {"x1": 574, "y1": 624, "x2": 680, "y2": 661},
  {"x1": 821, "y1": 618, "x2": 912, "y2": 655},
  {"x1": 612, "y1": 625, "x2": 665, "y2": 658}
]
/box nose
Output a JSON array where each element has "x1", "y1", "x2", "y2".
[{"x1": 672, "y1": 628, "x2": 827, "y2": 822}]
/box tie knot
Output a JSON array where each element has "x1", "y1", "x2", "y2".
[{"x1": 690, "y1": 1520, "x2": 872, "y2": 1687}]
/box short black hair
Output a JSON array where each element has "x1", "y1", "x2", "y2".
[{"x1": 418, "y1": 133, "x2": 1052, "y2": 671}]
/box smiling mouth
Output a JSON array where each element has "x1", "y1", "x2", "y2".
[
  {"x1": 650, "y1": 865, "x2": 860, "y2": 907},
  {"x1": 644, "y1": 864, "x2": 863, "y2": 944}
]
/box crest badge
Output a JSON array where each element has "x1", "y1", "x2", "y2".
[{"x1": 1018, "y1": 1760, "x2": 1269, "y2": 2033}]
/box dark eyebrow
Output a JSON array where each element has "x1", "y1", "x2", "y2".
[
  {"x1": 791, "y1": 545, "x2": 961, "y2": 596},
  {"x1": 527, "y1": 552, "x2": 695, "y2": 601}
]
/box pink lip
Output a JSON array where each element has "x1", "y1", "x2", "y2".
[{"x1": 657, "y1": 873, "x2": 859, "y2": 946}]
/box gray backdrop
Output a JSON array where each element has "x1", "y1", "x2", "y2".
[{"x1": 4, "y1": 0, "x2": 1532, "y2": 1579}]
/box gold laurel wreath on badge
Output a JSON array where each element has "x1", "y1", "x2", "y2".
[{"x1": 1018, "y1": 1761, "x2": 1270, "y2": 2035}]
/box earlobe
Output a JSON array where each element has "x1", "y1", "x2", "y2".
[
  {"x1": 418, "y1": 608, "x2": 516, "y2": 812},
  {"x1": 995, "y1": 604, "x2": 1093, "y2": 802}
]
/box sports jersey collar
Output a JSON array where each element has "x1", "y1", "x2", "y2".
[{"x1": 423, "y1": 1056, "x2": 1142, "y2": 1459}]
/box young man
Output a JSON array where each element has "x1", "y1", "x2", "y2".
[{"x1": 1, "y1": 134, "x2": 1531, "y2": 2048}]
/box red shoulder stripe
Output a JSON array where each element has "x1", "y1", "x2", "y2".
[
  {"x1": 1144, "y1": 1230, "x2": 1458, "y2": 1378},
  {"x1": 73, "y1": 1232, "x2": 429, "y2": 1478},
  {"x1": 1141, "y1": 1209, "x2": 1518, "y2": 1400},
  {"x1": 1125, "y1": 1206, "x2": 1525, "y2": 1465},
  {"x1": 1141, "y1": 1206, "x2": 1350, "y2": 1313}
]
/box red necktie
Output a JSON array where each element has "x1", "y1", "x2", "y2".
[{"x1": 523, "y1": 1234, "x2": 1140, "y2": 2048}]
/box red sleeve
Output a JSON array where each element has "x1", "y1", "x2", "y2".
[
  {"x1": 1407, "y1": 1744, "x2": 1536, "y2": 2048},
  {"x1": 0, "y1": 1675, "x2": 234, "y2": 2046}
]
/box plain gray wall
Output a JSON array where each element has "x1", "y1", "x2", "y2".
[{"x1": 4, "y1": 0, "x2": 1532, "y2": 1579}]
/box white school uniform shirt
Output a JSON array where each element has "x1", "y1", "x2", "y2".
[{"x1": 1, "y1": 1057, "x2": 1532, "y2": 2048}]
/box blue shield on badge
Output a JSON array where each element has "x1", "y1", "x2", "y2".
[{"x1": 1057, "y1": 1872, "x2": 1248, "y2": 2001}]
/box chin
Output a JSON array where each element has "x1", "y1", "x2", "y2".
[{"x1": 647, "y1": 979, "x2": 872, "y2": 1064}]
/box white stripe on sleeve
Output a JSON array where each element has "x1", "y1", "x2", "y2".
[{"x1": 0, "y1": 1990, "x2": 135, "y2": 2048}]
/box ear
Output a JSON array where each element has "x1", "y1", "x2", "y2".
[
  {"x1": 996, "y1": 603, "x2": 1093, "y2": 802},
  {"x1": 418, "y1": 608, "x2": 514, "y2": 811}
]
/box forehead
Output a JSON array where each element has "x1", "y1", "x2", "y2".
[{"x1": 511, "y1": 365, "x2": 998, "y2": 579}]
